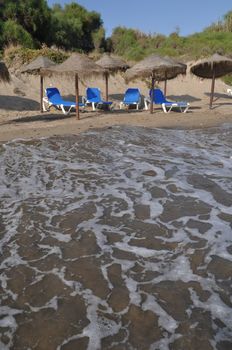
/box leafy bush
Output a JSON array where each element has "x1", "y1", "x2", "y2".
[
  {"x1": 222, "y1": 74, "x2": 232, "y2": 86},
  {"x1": 2, "y1": 20, "x2": 35, "y2": 48}
]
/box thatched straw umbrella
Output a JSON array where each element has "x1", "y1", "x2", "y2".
[
  {"x1": 0, "y1": 61, "x2": 10, "y2": 83},
  {"x1": 41, "y1": 53, "x2": 106, "y2": 119},
  {"x1": 125, "y1": 54, "x2": 186, "y2": 113},
  {"x1": 21, "y1": 55, "x2": 56, "y2": 112},
  {"x1": 190, "y1": 53, "x2": 232, "y2": 108},
  {"x1": 96, "y1": 54, "x2": 129, "y2": 101}
]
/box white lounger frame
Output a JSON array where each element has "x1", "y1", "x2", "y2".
[
  {"x1": 144, "y1": 97, "x2": 190, "y2": 113},
  {"x1": 119, "y1": 100, "x2": 140, "y2": 110},
  {"x1": 82, "y1": 96, "x2": 97, "y2": 111},
  {"x1": 42, "y1": 96, "x2": 76, "y2": 115},
  {"x1": 161, "y1": 102, "x2": 190, "y2": 113}
]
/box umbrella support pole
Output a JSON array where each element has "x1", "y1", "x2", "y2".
[
  {"x1": 40, "y1": 75, "x2": 44, "y2": 113},
  {"x1": 105, "y1": 73, "x2": 109, "y2": 101},
  {"x1": 75, "y1": 73, "x2": 80, "y2": 119},
  {"x1": 164, "y1": 79, "x2": 167, "y2": 97},
  {"x1": 150, "y1": 77, "x2": 155, "y2": 114},
  {"x1": 209, "y1": 69, "x2": 215, "y2": 109}
]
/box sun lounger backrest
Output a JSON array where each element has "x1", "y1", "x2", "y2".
[
  {"x1": 124, "y1": 88, "x2": 140, "y2": 103},
  {"x1": 46, "y1": 87, "x2": 62, "y2": 104},
  {"x1": 86, "y1": 88, "x2": 101, "y2": 102},
  {"x1": 149, "y1": 89, "x2": 166, "y2": 104}
]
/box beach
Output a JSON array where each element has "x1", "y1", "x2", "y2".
[
  {"x1": 1, "y1": 66, "x2": 232, "y2": 142},
  {"x1": 1, "y1": 67, "x2": 232, "y2": 349}
]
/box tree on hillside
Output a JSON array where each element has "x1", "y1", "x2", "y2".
[
  {"x1": 1, "y1": 0, "x2": 51, "y2": 47},
  {"x1": 92, "y1": 27, "x2": 106, "y2": 52},
  {"x1": 50, "y1": 2, "x2": 104, "y2": 52}
]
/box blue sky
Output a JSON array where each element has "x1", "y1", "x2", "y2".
[{"x1": 47, "y1": 0, "x2": 232, "y2": 37}]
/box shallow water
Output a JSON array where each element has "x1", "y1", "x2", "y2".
[{"x1": 0, "y1": 125, "x2": 232, "y2": 350}]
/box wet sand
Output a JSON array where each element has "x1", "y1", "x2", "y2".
[
  {"x1": 0, "y1": 126, "x2": 232, "y2": 349},
  {"x1": 1, "y1": 108, "x2": 232, "y2": 143}
]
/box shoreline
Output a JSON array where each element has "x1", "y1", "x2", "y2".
[{"x1": 1, "y1": 108, "x2": 232, "y2": 143}]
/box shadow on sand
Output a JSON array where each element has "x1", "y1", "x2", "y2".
[
  {"x1": 167, "y1": 94, "x2": 201, "y2": 103},
  {"x1": 0, "y1": 95, "x2": 40, "y2": 111},
  {"x1": 62, "y1": 94, "x2": 84, "y2": 103},
  {"x1": 204, "y1": 92, "x2": 232, "y2": 109},
  {"x1": 205, "y1": 92, "x2": 232, "y2": 101},
  {"x1": 109, "y1": 93, "x2": 125, "y2": 101},
  {"x1": 2, "y1": 113, "x2": 72, "y2": 125},
  {"x1": 209, "y1": 103, "x2": 232, "y2": 110}
]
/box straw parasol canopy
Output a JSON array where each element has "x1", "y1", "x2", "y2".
[
  {"x1": 125, "y1": 54, "x2": 187, "y2": 113},
  {"x1": 125, "y1": 54, "x2": 186, "y2": 81},
  {"x1": 21, "y1": 55, "x2": 56, "y2": 112},
  {"x1": 0, "y1": 61, "x2": 10, "y2": 83},
  {"x1": 42, "y1": 53, "x2": 106, "y2": 118},
  {"x1": 190, "y1": 53, "x2": 232, "y2": 108},
  {"x1": 96, "y1": 54, "x2": 130, "y2": 100},
  {"x1": 21, "y1": 55, "x2": 56, "y2": 74},
  {"x1": 96, "y1": 53, "x2": 129, "y2": 73}
]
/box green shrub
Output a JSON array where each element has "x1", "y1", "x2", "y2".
[
  {"x1": 2, "y1": 20, "x2": 35, "y2": 48},
  {"x1": 222, "y1": 74, "x2": 232, "y2": 86}
]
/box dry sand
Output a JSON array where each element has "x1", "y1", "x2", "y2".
[{"x1": 1, "y1": 64, "x2": 232, "y2": 143}]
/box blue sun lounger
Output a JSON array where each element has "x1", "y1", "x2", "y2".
[
  {"x1": 43, "y1": 87, "x2": 85, "y2": 115},
  {"x1": 119, "y1": 88, "x2": 141, "y2": 110},
  {"x1": 82, "y1": 87, "x2": 113, "y2": 110},
  {"x1": 144, "y1": 88, "x2": 190, "y2": 113}
]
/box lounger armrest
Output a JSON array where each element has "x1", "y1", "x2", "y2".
[
  {"x1": 144, "y1": 97, "x2": 150, "y2": 110},
  {"x1": 183, "y1": 103, "x2": 190, "y2": 113},
  {"x1": 42, "y1": 96, "x2": 49, "y2": 112},
  {"x1": 227, "y1": 88, "x2": 232, "y2": 96},
  {"x1": 119, "y1": 101, "x2": 124, "y2": 109},
  {"x1": 161, "y1": 103, "x2": 168, "y2": 113},
  {"x1": 82, "y1": 96, "x2": 87, "y2": 104}
]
